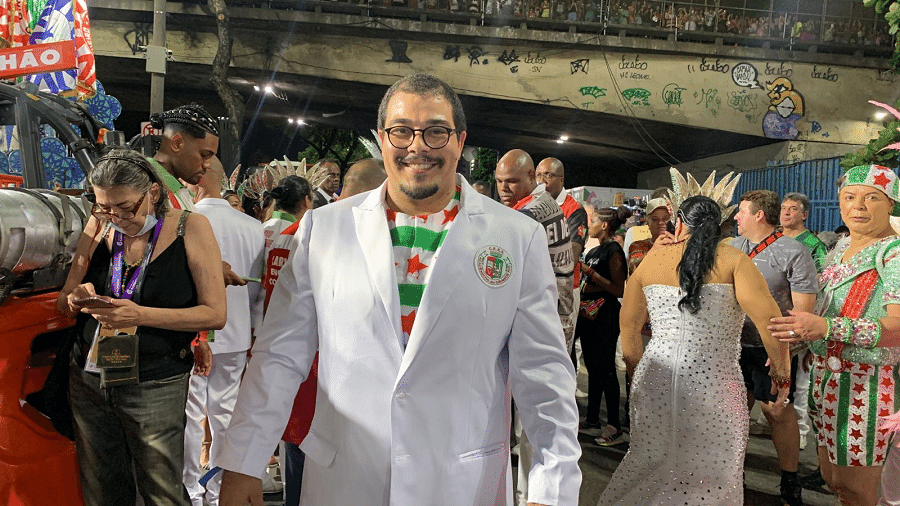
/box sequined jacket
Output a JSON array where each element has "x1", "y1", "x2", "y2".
[{"x1": 811, "y1": 235, "x2": 900, "y2": 365}]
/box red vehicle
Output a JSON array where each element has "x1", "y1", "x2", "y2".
[{"x1": 0, "y1": 81, "x2": 110, "y2": 505}]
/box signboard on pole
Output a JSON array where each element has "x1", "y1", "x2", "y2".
[
  {"x1": 0, "y1": 41, "x2": 77, "y2": 79},
  {"x1": 141, "y1": 122, "x2": 162, "y2": 136}
]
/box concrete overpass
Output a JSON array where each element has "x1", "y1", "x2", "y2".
[{"x1": 86, "y1": 0, "x2": 898, "y2": 187}]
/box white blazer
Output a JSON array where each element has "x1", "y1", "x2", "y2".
[
  {"x1": 221, "y1": 177, "x2": 582, "y2": 505},
  {"x1": 194, "y1": 198, "x2": 265, "y2": 354}
]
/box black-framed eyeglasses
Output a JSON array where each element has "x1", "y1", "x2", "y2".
[
  {"x1": 91, "y1": 192, "x2": 147, "y2": 220},
  {"x1": 383, "y1": 126, "x2": 456, "y2": 149}
]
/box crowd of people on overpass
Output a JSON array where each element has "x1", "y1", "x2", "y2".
[
  {"x1": 345, "y1": 0, "x2": 894, "y2": 47},
  {"x1": 53, "y1": 73, "x2": 899, "y2": 506}
]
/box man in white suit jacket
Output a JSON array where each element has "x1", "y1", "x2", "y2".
[{"x1": 219, "y1": 73, "x2": 581, "y2": 506}]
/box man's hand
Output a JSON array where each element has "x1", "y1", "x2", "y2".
[
  {"x1": 223, "y1": 261, "x2": 247, "y2": 287},
  {"x1": 219, "y1": 470, "x2": 264, "y2": 506}
]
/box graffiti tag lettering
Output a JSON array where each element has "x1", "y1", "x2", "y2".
[
  {"x1": 695, "y1": 88, "x2": 721, "y2": 116},
  {"x1": 466, "y1": 46, "x2": 488, "y2": 66},
  {"x1": 618, "y1": 55, "x2": 648, "y2": 70},
  {"x1": 579, "y1": 86, "x2": 606, "y2": 98},
  {"x1": 732, "y1": 63, "x2": 763, "y2": 89},
  {"x1": 582, "y1": 102, "x2": 593, "y2": 109},
  {"x1": 662, "y1": 83, "x2": 686, "y2": 106},
  {"x1": 443, "y1": 46, "x2": 461, "y2": 62},
  {"x1": 764, "y1": 62, "x2": 793, "y2": 78},
  {"x1": 810, "y1": 121, "x2": 822, "y2": 133},
  {"x1": 498, "y1": 49, "x2": 520, "y2": 66},
  {"x1": 524, "y1": 52, "x2": 547, "y2": 65},
  {"x1": 811, "y1": 65, "x2": 839, "y2": 82},
  {"x1": 726, "y1": 90, "x2": 757, "y2": 113},
  {"x1": 699, "y1": 58, "x2": 729, "y2": 74},
  {"x1": 622, "y1": 88, "x2": 651, "y2": 106},
  {"x1": 570, "y1": 59, "x2": 589, "y2": 74}
]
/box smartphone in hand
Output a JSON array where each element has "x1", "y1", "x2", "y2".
[{"x1": 73, "y1": 296, "x2": 115, "y2": 309}]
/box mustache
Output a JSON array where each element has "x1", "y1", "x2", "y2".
[{"x1": 396, "y1": 154, "x2": 441, "y2": 164}]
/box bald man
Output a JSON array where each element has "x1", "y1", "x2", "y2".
[
  {"x1": 535, "y1": 157, "x2": 587, "y2": 351},
  {"x1": 337, "y1": 158, "x2": 387, "y2": 200},
  {"x1": 184, "y1": 158, "x2": 266, "y2": 506},
  {"x1": 496, "y1": 149, "x2": 574, "y2": 506}
]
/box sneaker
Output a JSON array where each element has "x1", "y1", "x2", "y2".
[
  {"x1": 595, "y1": 429, "x2": 629, "y2": 446},
  {"x1": 578, "y1": 420, "x2": 604, "y2": 437},
  {"x1": 779, "y1": 473, "x2": 802, "y2": 506},
  {"x1": 261, "y1": 463, "x2": 283, "y2": 494},
  {"x1": 575, "y1": 388, "x2": 588, "y2": 399}
]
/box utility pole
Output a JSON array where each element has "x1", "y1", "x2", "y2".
[{"x1": 148, "y1": 0, "x2": 167, "y2": 114}]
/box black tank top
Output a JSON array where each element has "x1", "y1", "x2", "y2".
[{"x1": 76, "y1": 213, "x2": 198, "y2": 381}]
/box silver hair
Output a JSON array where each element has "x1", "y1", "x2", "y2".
[
  {"x1": 89, "y1": 149, "x2": 169, "y2": 216},
  {"x1": 782, "y1": 192, "x2": 810, "y2": 214}
]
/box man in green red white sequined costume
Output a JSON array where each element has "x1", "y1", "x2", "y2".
[{"x1": 770, "y1": 164, "x2": 900, "y2": 506}]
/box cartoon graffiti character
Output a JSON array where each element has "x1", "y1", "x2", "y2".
[{"x1": 762, "y1": 77, "x2": 804, "y2": 139}]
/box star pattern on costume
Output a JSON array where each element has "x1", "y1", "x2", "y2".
[
  {"x1": 850, "y1": 443, "x2": 863, "y2": 455},
  {"x1": 858, "y1": 363, "x2": 872, "y2": 373},
  {"x1": 417, "y1": 214, "x2": 429, "y2": 223},
  {"x1": 849, "y1": 428, "x2": 863, "y2": 439},
  {"x1": 873, "y1": 172, "x2": 891, "y2": 189},
  {"x1": 824, "y1": 407, "x2": 836, "y2": 417},
  {"x1": 852, "y1": 383, "x2": 866, "y2": 394},
  {"x1": 407, "y1": 254, "x2": 428, "y2": 277},
  {"x1": 401, "y1": 310, "x2": 416, "y2": 336},
  {"x1": 882, "y1": 376, "x2": 894, "y2": 388},
  {"x1": 851, "y1": 397, "x2": 864, "y2": 409},
  {"x1": 850, "y1": 413, "x2": 864, "y2": 424},
  {"x1": 386, "y1": 209, "x2": 397, "y2": 221},
  {"x1": 442, "y1": 205, "x2": 459, "y2": 225},
  {"x1": 881, "y1": 393, "x2": 892, "y2": 403},
  {"x1": 825, "y1": 392, "x2": 838, "y2": 403}
]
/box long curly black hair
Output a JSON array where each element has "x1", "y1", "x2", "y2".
[{"x1": 677, "y1": 195, "x2": 722, "y2": 314}]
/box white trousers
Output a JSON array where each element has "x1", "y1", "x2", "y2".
[
  {"x1": 183, "y1": 351, "x2": 248, "y2": 506},
  {"x1": 794, "y1": 349, "x2": 811, "y2": 438},
  {"x1": 513, "y1": 408, "x2": 532, "y2": 506}
]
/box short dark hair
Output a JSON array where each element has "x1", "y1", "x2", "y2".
[
  {"x1": 740, "y1": 190, "x2": 780, "y2": 226},
  {"x1": 377, "y1": 73, "x2": 467, "y2": 132}
]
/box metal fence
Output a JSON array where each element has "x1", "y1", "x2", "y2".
[{"x1": 733, "y1": 157, "x2": 845, "y2": 233}]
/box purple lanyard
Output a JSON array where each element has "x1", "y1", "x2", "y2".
[{"x1": 110, "y1": 217, "x2": 165, "y2": 300}]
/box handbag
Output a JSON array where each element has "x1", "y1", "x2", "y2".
[
  {"x1": 95, "y1": 327, "x2": 139, "y2": 388},
  {"x1": 579, "y1": 297, "x2": 605, "y2": 320}
]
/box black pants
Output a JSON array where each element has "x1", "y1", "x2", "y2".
[{"x1": 574, "y1": 303, "x2": 621, "y2": 429}]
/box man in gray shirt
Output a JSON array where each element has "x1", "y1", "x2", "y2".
[{"x1": 732, "y1": 190, "x2": 817, "y2": 506}]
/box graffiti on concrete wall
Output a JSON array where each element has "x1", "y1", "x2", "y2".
[
  {"x1": 762, "y1": 77, "x2": 804, "y2": 139},
  {"x1": 622, "y1": 88, "x2": 651, "y2": 107},
  {"x1": 570, "y1": 59, "x2": 589, "y2": 75},
  {"x1": 662, "y1": 83, "x2": 685, "y2": 107},
  {"x1": 386, "y1": 40, "x2": 412, "y2": 63},
  {"x1": 731, "y1": 63, "x2": 763, "y2": 89},
  {"x1": 810, "y1": 65, "x2": 839, "y2": 82},
  {"x1": 619, "y1": 55, "x2": 650, "y2": 80},
  {"x1": 695, "y1": 88, "x2": 721, "y2": 117}
]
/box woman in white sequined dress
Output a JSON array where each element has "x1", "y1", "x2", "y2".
[{"x1": 597, "y1": 196, "x2": 792, "y2": 505}]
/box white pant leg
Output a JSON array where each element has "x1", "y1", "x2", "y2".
[
  {"x1": 513, "y1": 408, "x2": 532, "y2": 506},
  {"x1": 879, "y1": 434, "x2": 900, "y2": 506},
  {"x1": 794, "y1": 349, "x2": 811, "y2": 438},
  {"x1": 567, "y1": 288, "x2": 580, "y2": 356},
  {"x1": 183, "y1": 372, "x2": 209, "y2": 506},
  {"x1": 203, "y1": 351, "x2": 249, "y2": 506}
]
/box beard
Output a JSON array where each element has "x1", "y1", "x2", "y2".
[{"x1": 396, "y1": 154, "x2": 443, "y2": 200}]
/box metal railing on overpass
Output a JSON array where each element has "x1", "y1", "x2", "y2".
[{"x1": 173, "y1": 0, "x2": 894, "y2": 59}]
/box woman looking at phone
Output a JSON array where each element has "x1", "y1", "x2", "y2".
[{"x1": 56, "y1": 149, "x2": 226, "y2": 506}]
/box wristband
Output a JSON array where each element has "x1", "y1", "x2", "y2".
[
  {"x1": 827, "y1": 316, "x2": 881, "y2": 348},
  {"x1": 771, "y1": 372, "x2": 791, "y2": 391}
]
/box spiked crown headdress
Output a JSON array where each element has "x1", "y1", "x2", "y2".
[{"x1": 666, "y1": 168, "x2": 742, "y2": 224}]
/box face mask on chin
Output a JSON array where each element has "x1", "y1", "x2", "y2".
[{"x1": 109, "y1": 212, "x2": 158, "y2": 237}]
